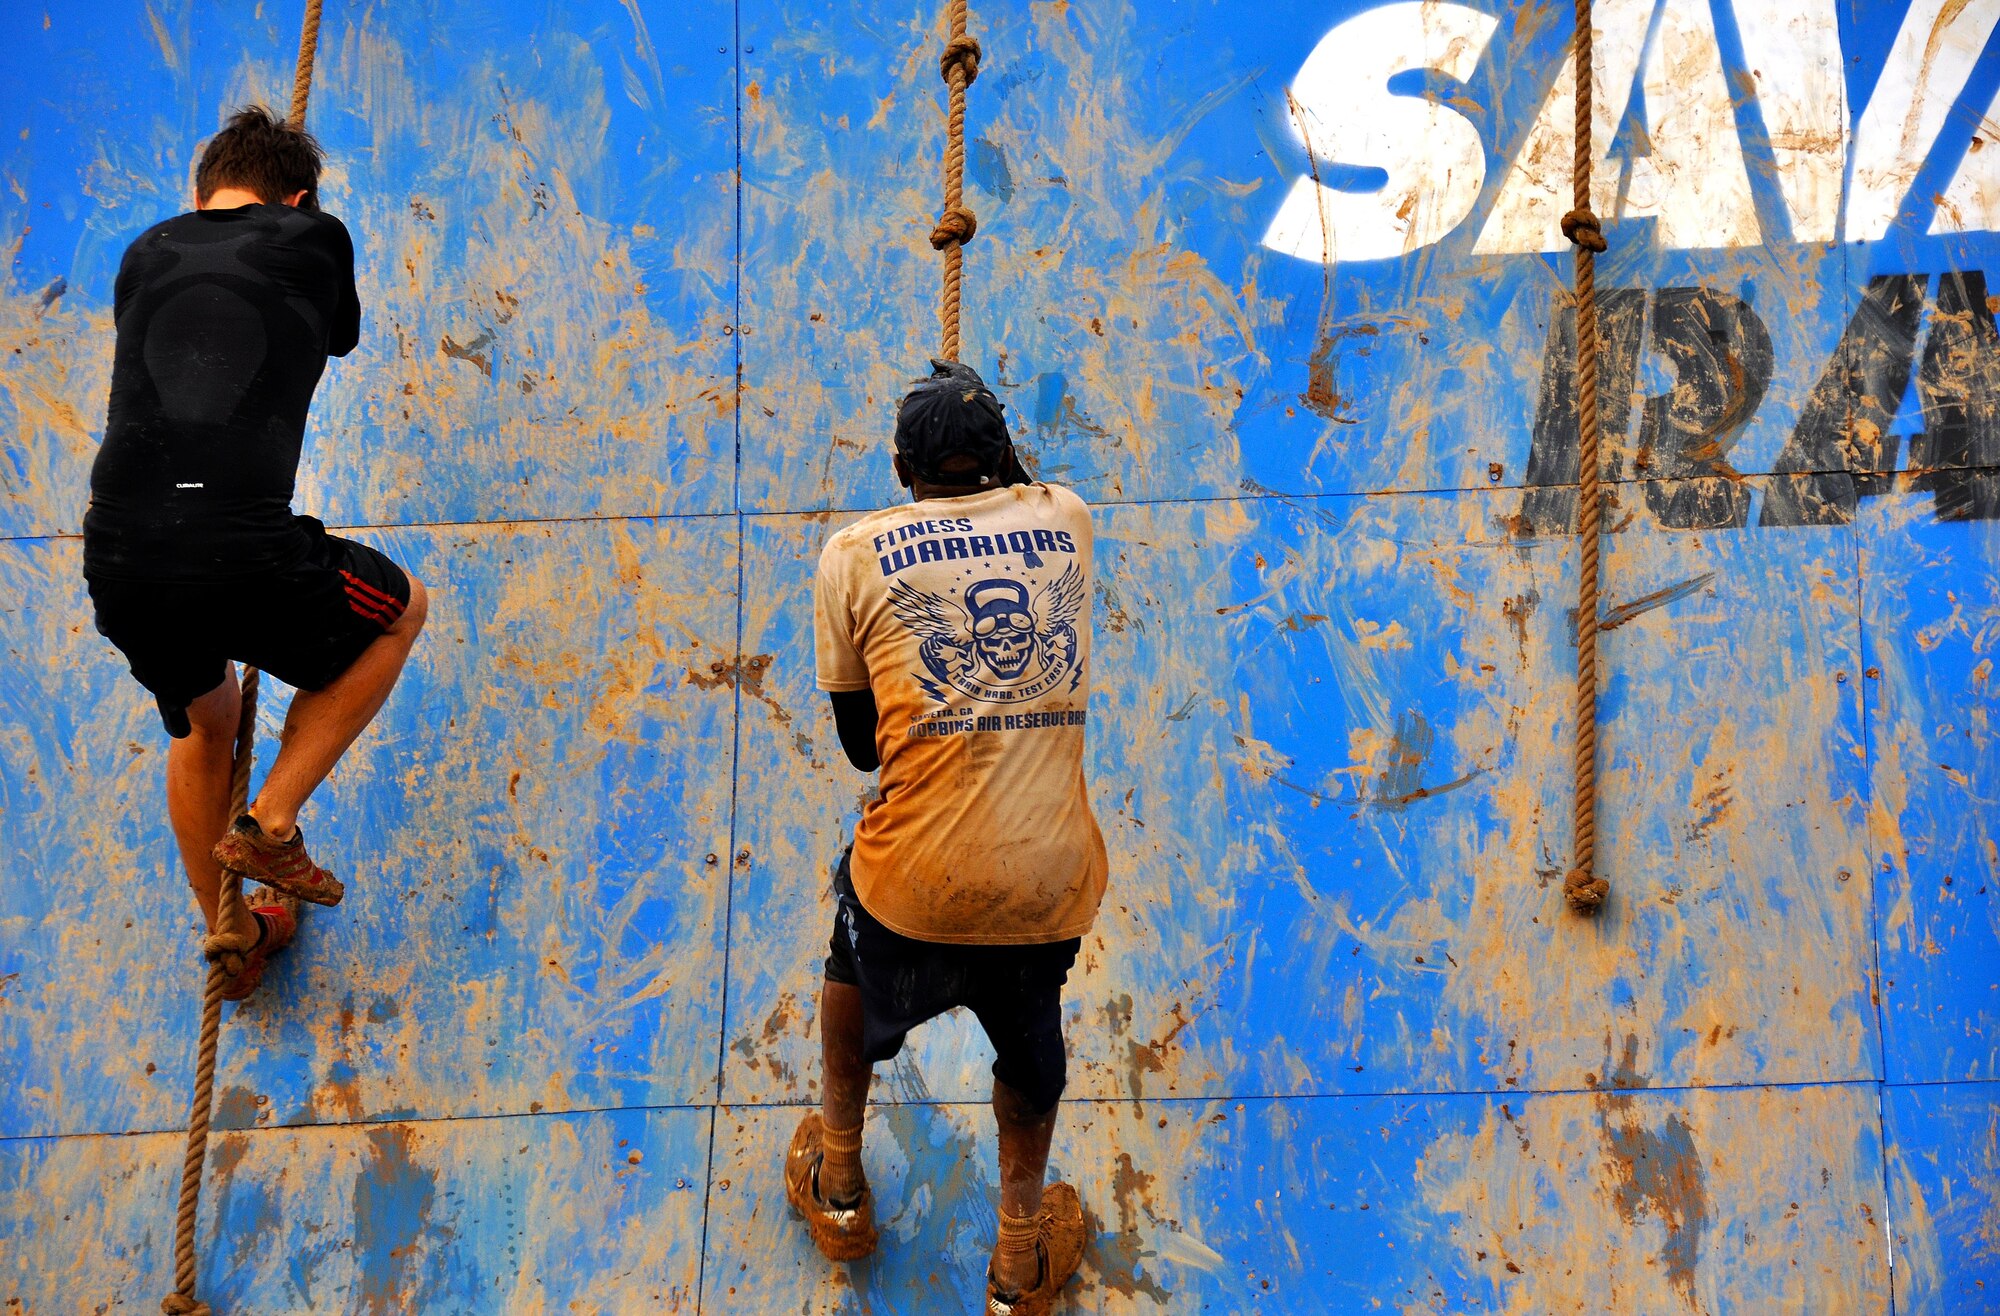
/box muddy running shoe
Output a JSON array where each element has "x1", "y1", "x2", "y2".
[
  {"x1": 218, "y1": 905, "x2": 296, "y2": 1002},
  {"x1": 985, "y1": 1182, "x2": 1086, "y2": 1316},
  {"x1": 212, "y1": 815, "x2": 344, "y2": 907},
  {"x1": 785, "y1": 1112, "x2": 879, "y2": 1261}
]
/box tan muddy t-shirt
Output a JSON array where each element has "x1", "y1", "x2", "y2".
[{"x1": 814, "y1": 482, "x2": 1108, "y2": 946}]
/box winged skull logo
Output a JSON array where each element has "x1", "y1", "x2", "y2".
[{"x1": 888, "y1": 563, "x2": 1086, "y2": 704}]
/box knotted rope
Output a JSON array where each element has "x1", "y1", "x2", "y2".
[
  {"x1": 1562, "y1": 0, "x2": 1610, "y2": 913},
  {"x1": 931, "y1": 1, "x2": 980, "y2": 361}
]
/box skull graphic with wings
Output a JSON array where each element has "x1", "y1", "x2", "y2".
[{"x1": 887, "y1": 563, "x2": 1086, "y2": 704}]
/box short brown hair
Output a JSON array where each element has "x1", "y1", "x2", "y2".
[{"x1": 194, "y1": 106, "x2": 324, "y2": 205}]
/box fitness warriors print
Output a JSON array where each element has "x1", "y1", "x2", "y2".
[{"x1": 888, "y1": 563, "x2": 1085, "y2": 706}]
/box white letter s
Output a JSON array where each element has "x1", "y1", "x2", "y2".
[{"x1": 1261, "y1": 2, "x2": 1499, "y2": 265}]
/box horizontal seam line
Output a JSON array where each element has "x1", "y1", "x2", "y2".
[
  {"x1": 11, "y1": 460, "x2": 2000, "y2": 544},
  {"x1": 12, "y1": 1074, "x2": 1987, "y2": 1143}
]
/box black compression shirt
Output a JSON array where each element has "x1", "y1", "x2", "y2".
[{"x1": 83, "y1": 203, "x2": 360, "y2": 582}]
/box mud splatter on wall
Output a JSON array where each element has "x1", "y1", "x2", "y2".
[{"x1": 2, "y1": 0, "x2": 1996, "y2": 1310}]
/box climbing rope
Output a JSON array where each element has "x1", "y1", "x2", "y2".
[
  {"x1": 1561, "y1": 0, "x2": 1610, "y2": 913},
  {"x1": 931, "y1": 0, "x2": 980, "y2": 361},
  {"x1": 161, "y1": 10, "x2": 326, "y2": 1313},
  {"x1": 287, "y1": 0, "x2": 324, "y2": 130},
  {"x1": 161, "y1": 675, "x2": 260, "y2": 1316}
]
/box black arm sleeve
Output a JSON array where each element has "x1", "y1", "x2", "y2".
[
  {"x1": 828, "y1": 689, "x2": 880, "y2": 772},
  {"x1": 111, "y1": 236, "x2": 143, "y2": 322},
  {"x1": 322, "y1": 214, "x2": 361, "y2": 358}
]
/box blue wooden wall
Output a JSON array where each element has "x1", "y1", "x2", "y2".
[{"x1": 2, "y1": 1, "x2": 1997, "y2": 1310}]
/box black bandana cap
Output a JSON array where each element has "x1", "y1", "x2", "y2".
[{"x1": 893, "y1": 358, "x2": 1011, "y2": 484}]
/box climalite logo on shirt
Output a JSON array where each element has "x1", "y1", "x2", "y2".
[{"x1": 889, "y1": 563, "x2": 1086, "y2": 705}]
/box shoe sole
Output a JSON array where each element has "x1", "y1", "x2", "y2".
[
  {"x1": 251, "y1": 870, "x2": 345, "y2": 907},
  {"x1": 213, "y1": 836, "x2": 345, "y2": 907}
]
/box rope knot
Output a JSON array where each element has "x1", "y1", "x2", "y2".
[
  {"x1": 1561, "y1": 208, "x2": 1608, "y2": 253},
  {"x1": 203, "y1": 898, "x2": 259, "y2": 979},
  {"x1": 939, "y1": 35, "x2": 982, "y2": 86},
  {"x1": 930, "y1": 205, "x2": 978, "y2": 250},
  {"x1": 1563, "y1": 869, "x2": 1609, "y2": 911},
  {"x1": 162, "y1": 1296, "x2": 213, "y2": 1316}
]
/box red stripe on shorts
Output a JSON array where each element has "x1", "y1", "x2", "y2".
[
  {"x1": 344, "y1": 586, "x2": 398, "y2": 626},
  {"x1": 340, "y1": 569, "x2": 404, "y2": 613}
]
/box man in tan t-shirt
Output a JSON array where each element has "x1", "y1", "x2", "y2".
[{"x1": 785, "y1": 360, "x2": 1107, "y2": 1314}]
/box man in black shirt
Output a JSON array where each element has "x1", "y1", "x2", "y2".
[{"x1": 84, "y1": 107, "x2": 428, "y2": 1000}]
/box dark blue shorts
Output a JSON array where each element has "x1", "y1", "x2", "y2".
[{"x1": 823, "y1": 851, "x2": 1080, "y2": 1114}]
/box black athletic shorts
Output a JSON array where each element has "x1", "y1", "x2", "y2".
[
  {"x1": 87, "y1": 516, "x2": 411, "y2": 736},
  {"x1": 824, "y1": 850, "x2": 1080, "y2": 1114}
]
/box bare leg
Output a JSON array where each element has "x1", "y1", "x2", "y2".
[
  {"x1": 818, "y1": 978, "x2": 872, "y2": 1202},
  {"x1": 166, "y1": 670, "x2": 243, "y2": 932},
  {"x1": 249, "y1": 578, "x2": 428, "y2": 839},
  {"x1": 990, "y1": 1077, "x2": 1058, "y2": 1292}
]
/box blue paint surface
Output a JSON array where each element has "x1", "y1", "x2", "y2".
[
  {"x1": 1865, "y1": 508, "x2": 2000, "y2": 1083},
  {"x1": 0, "y1": 1105, "x2": 710, "y2": 1310},
  {"x1": 1, "y1": 0, "x2": 1996, "y2": 1309},
  {"x1": 705, "y1": 1086, "x2": 1888, "y2": 1311},
  {"x1": 1885, "y1": 1081, "x2": 2000, "y2": 1313}
]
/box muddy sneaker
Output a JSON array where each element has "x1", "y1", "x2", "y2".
[
  {"x1": 785, "y1": 1112, "x2": 878, "y2": 1261},
  {"x1": 218, "y1": 905, "x2": 296, "y2": 1002},
  {"x1": 985, "y1": 1182, "x2": 1086, "y2": 1316},
  {"x1": 212, "y1": 815, "x2": 344, "y2": 907}
]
